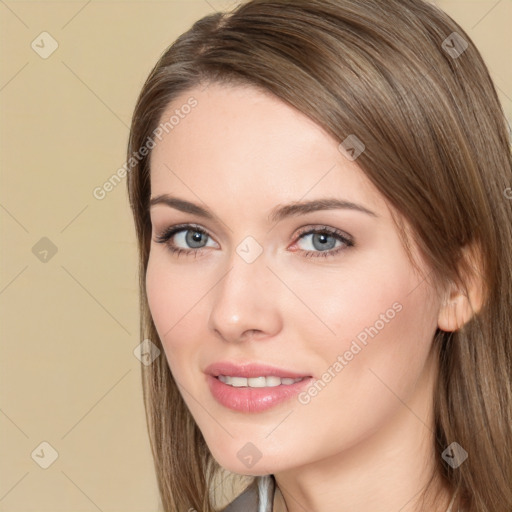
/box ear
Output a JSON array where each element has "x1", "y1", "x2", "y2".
[{"x1": 437, "y1": 242, "x2": 485, "y2": 332}]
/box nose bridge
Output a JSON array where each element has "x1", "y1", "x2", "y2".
[{"x1": 208, "y1": 244, "x2": 282, "y2": 342}]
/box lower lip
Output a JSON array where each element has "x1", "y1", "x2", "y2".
[{"x1": 206, "y1": 375, "x2": 313, "y2": 413}]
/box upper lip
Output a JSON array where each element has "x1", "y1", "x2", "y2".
[{"x1": 205, "y1": 361, "x2": 312, "y2": 379}]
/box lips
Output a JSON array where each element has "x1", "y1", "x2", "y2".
[
  {"x1": 204, "y1": 361, "x2": 314, "y2": 412},
  {"x1": 204, "y1": 361, "x2": 312, "y2": 379}
]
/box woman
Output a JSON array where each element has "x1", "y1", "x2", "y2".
[{"x1": 126, "y1": 1, "x2": 512, "y2": 511}]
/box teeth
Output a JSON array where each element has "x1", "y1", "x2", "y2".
[
  {"x1": 265, "y1": 376, "x2": 282, "y2": 387},
  {"x1": 217, "y1": 375, "x2": 304, "y2": 387}
]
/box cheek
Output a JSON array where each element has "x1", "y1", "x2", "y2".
[
  {"x1": 285, "y1": 250, "x2": 428, "y2": 349},
  {"x1": 284, "y1": 276, "x2": 438, "y2": 462},
  {"x1": 307, "y1": 265, "x2": 439, "y2": 423},
  {"x1": 145, "y1": 253, "x2": 202, "y2": 367},
  {"x1": 293, "y1": 249, "x2": 439, "y2": 401}
]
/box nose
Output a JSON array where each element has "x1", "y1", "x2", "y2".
[{"x1": 207, "y1": 250, "x2": 283, "y2": 344}]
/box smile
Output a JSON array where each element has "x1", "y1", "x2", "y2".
[{"x1": 217, "y1": 375, "x2": 305, "y2": 387}]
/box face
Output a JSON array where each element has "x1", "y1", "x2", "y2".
[{"x1": 146, "y1": 82, "x2": 441, "y2": 476}]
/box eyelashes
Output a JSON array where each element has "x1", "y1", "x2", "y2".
[
  {"x1": 153, "y1": 223, "x2": 355, "y2": 259},
  {"x1": 154, "y1": 224, "x2": 214, "y2": 259}
]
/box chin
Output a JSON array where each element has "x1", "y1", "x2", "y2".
[{"x1": 212, "y1": 449, "x2": 290, "y2": 476}]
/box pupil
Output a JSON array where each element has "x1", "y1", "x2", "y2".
[
  {"x1": 313, "y1": 233, "x2": 335, "y2": 251},
  {"x1": 186, "y1": 230, "x2": 206, "y2": 248}
]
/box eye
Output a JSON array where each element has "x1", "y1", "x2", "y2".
[
  {"x1": 153, "y1": 223, "x2": 354, "y2": 259},
  {"x1": 293, "y1": 226, "x2": 354, "y2": 258},
  {"x1": 153, "y1": 224, "x2": 218, "y2": 257}
]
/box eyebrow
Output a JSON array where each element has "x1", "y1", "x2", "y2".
[{"x1": 149, "y1": 194, "x2": 378, "y2": 222}]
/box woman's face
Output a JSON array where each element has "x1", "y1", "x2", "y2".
[{"x1": 146, "y1": 82, "x2": 441, "y2": 475}]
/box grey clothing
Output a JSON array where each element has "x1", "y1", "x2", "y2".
[
  {"x1": 221, "y1": 475, "x2": 462, "y2": 512},
  {"x1": 221, "y1": 476, "x2": 275, "y2": 512}
]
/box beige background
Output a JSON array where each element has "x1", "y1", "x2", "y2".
[{"x1": 0, "y1": 1, "x2": 510, "y2": 511}]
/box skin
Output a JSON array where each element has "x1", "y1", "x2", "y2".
[{"x1": 146, "y1": 83, "x2": 469, "y2": 512}]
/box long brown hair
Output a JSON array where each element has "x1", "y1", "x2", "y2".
[{"x1": 126, "y1": 1, "x2": 512, "y2": 510}]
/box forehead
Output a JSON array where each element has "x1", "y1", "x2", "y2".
[{"x1": 149, "y1": 83, "x2": 386, "y2": 214}]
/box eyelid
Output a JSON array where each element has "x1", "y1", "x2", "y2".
[
  {"x1": 154, "y1": 223, "x2": 216, "y2": 244},
  {"x1": 294, "y1": 225, "x2": 354, "y2": 244},
  {"x1": 153, "y1": 223, "x2": 354, "y2": 258}
]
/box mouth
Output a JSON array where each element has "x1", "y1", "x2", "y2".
[
  {"x1": 205, "y1": 360, "x2": 312, "y2": 380},
  {"x1": 204, "y1": 361, "x2": 314, "y2": 413},
  {"x1": 216, "y1": 375, "x2": 306, "y2": 387}
]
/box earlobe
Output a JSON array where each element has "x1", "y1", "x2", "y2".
[{"x1": 437, "y1": 243, "x2": 485, "y2": 332}]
